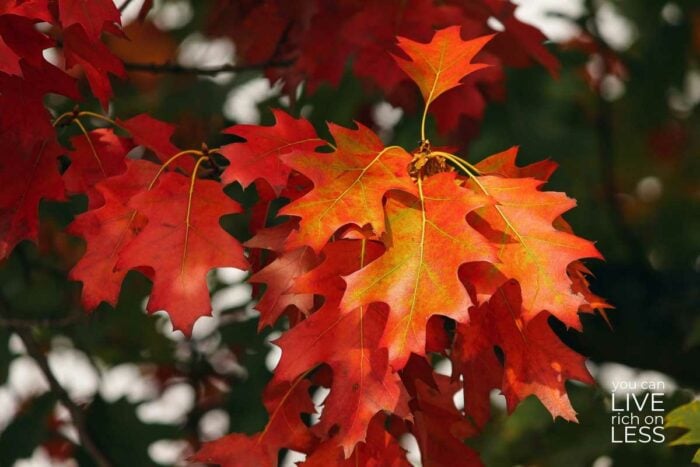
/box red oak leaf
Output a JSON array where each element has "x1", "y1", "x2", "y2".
[
  {"x1": 220, "y1": 108, "x2": 326, "y2": 195},
  {"x1": 463, "y1": 280, "x2": 594, "y2": 421},
  {"x1": 116, "y1": 113, "x2": 194, "y2": 170},
  {"x1": 482, "y1": 0, "x2": 560, "y2": 77},
  {"x1": 452, "y1": 307, "x2": 502, "y2": 430},
  {"x1": 63, "y1": 128, "x2": 132, "y2": 207},
  {"x1": 0, "y1": 137, "x2": 65, "y2": 259},
  {"x1": 342, "y1": 0, "x2": 465, "y2": 95},
  {"x1": 274, "y1": 240, "x2": 401, "y2": 455},
  {"x1": 393, "y1": 26, "x2": 493, "y2": 110},
  {"x1": 67, "y1": 159, "x2": 159, "y2": 311},
  {"x1": 411, "y1": 376, "x2": 482, "y2": 467},
  {"x1": 275, "y1": 303, "x2": 400, "y2": 456},
  {"x1": 0, "y1": 35, "x2": 21, "y2": 75},
  {"x1": 341, "y1": 172, "x2": 496, "y2": 369},
  {"x1": 245, "y1": 220, "x2": 298, "y2": 253},
  {"x1": 0, "y1": 14, "x2": 53, "y2": 74},
  {"x1": 0, "y1": 61, "x2": 77, "y2": 151},
  {"x1": 193, "y1": 378, "x2": 317, "y2": 467},
  {"x1": 116, "y1": 172, "x2": 247, "y2": 334},
  {"x1": 302, "y1": 414, "x2": 410, "y2": 467},
  {"x1": 247, "y1": 246, "x2": 318, "y2": 330},
  {"x1": 62, "y1": 24, "x2": 125, "y2": 108},
  {"x1": 0, "y1": 0, "x2": 52, "y2": 22},
  {"x1": 280, "y1": 122, "x2": 416, "y2": 253}
]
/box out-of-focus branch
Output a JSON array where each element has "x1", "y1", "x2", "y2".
[
  {"x1": 0, "y1": 314, "x2": 82, "y2": 329},
  {"x1": 0, "y1": 296, "x2": 110, "y2": 467},
  {"x1": 123, "y1": 59, "x2": 293, "y2": 76},
  {"x1": 12, "y1": 327, "x2": 111, "y2": 467},
  {"x1": 583, "y1": 1, "x2": 655, "y2": 274},
  {"x1": 118, "y1": 0, "x2": 135, "y2": 13}
]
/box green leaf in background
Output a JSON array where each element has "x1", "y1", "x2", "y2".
[{"x1": 667, "y1": 400, "x2": 700, "y2": 464}]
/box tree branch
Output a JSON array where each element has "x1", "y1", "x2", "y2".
[
  {"x1": 122, "y1": 59, "x2": 293, "y2": 76},
  {"x1": 0, "y1": 296, "x2": 110, "y2": 466},
  {"x1": 583, "y1": 1, "x2": 655, "y2": 276},
  {"x1": 13, "y1": 326, "x2": 111, "y2": 466},
  {"x1": 0, "y1": 314, "x2": 82, "y2": 329},
  {"x1": 118, "y1": 0, "x2": 135, "y2": 13}
]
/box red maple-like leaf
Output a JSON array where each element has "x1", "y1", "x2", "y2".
[
  {"x1": 220, "y1": 109, "x2": 326, "y2": 194},
  {"x1": 116, "y1": 172, "x2": 247, "y2": 334}
]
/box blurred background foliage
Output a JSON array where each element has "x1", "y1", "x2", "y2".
[{"x1": 0, "y1": 0, "x2": 698, "y2": 466}]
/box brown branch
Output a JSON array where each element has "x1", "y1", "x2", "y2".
[{"x1": 122, "y1": 59, "x2": 293, "y2": 76}]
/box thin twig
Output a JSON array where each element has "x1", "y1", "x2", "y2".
[
  {"x1": 122, "y1": 59, "x2": 293, "y2": 76},
  {"x1": 118, "y1": 0, "x2": 135, "y2": 13}
]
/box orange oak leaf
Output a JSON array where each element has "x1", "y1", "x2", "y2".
[
  {"x1": 68, "y1": 159, "x2": 158, "y2": 311},
  {"x1": 62, "y1": 128, "x2": 132, "y2": 207},
  {"x1": 465, "y1": 280, "x2": 594, "y2": 421},
  {"x1": 220, "y1": 109, "x2": 326, "y2": 194},
  {"x1": 275, "y1": 240, "x2": 401, "y2": 456},
  {"x1": 341, "y1": 172, "x2": 496, "y2": 369},
  {"x1": 116, "y1": 171, "x2": 247, "y2": 334},
  {"x1": 393, "y1": 26, "x2": 493, "y2": 109},
  {"x1": 466, "y1": 175, "x2": 602, "y2": 329},
  {"x1": 474, "y1": 145, "x2": 557, "y2": 181},
  {"x1": 193, "y1": 378, "x2": 317, "y2": 467},
  {"x1": 280, "y1": 122, "x2": 416, "y2": 253}
]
